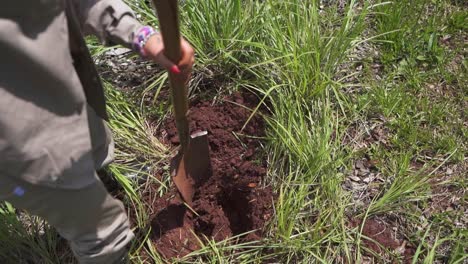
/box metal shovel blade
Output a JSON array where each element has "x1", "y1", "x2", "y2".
[{"x1": 170, "y1": 131, "x2": 211, "y2": 206}]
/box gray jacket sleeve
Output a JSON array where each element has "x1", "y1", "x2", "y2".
[{"x1": 72, "y1": 0, "x2": 144, "y2": 49}]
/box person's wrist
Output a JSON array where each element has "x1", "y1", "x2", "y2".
[
  {"x1": 132, "y1": 26, "x2": 159, "y2": 57},
  {"x1": 142, "y1": 34, "x2": 164, "y2": 58}
]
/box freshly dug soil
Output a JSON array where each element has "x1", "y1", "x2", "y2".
[
  {"x1": 151, "y1": 92, "x2": 274, "y2": 259},
  {"x1": 350, "y1": 218, "x2": 415, "y2": 263}
]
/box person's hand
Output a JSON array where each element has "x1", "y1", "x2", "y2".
[{"x1": 143, "y1": 33, "x2": 194, "y2": 84}]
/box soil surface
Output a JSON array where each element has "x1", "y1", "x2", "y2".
[
  {"x1": 150, "y1": 92, "x2": 274, "y2": 259},
  {"x1": 350, "y1": 218, "x2": 415, "y2": 263}
]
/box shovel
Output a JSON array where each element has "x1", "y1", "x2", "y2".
[{"x1": 152, "y1": 0, "x2": 211, "y2": 206}]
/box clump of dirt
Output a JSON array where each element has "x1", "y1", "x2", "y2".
[
  {"x1": 151, "y1": 92, "x2": 274, "y2": 259},
  {"x1": 350, "y1": 218, "x2": 415, "y2": 263}
]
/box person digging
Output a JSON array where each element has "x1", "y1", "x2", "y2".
[{"x1": 0, "y1": 0, "x2": 194, "y2": 263}]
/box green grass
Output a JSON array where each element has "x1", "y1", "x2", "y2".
[
  {"x1": 0, "y1": 203, "x2": 75, "y2": 263},
  {"x1": 1, "y1": 0, "x2": 466, "y2": 263}
]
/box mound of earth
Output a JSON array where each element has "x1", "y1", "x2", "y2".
[{"x1": 150, "y1": 92, "x2": 274, "y2": 259}]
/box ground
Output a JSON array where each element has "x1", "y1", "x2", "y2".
[
  {"x1": 149, "y1": 92, "x2": 274, "y2": 258},
  {"x1": 0, "y1": 0, "x2": 466, "y2": 263}
]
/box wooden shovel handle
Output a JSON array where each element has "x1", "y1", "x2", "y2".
[{"x1": 152, "y1": 0, "x2": 190, "y2": 150}]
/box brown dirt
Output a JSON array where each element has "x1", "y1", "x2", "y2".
[
  {"x1": 351, "y1": 218, "x2": 415, "y2": 263},
  {"x1": 150, "y1": 91, "x2": 274, "y2": 259}
]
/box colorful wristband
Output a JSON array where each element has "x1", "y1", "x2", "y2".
[{"x1": 132, "y1": 26, "x2": 158, "y2": 57}]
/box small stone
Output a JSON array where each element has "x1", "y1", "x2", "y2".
[
  {"x1": 105, "y1": 47, "x2": 130, "y2": 56},
  {"x1": 446, "y1": 167, "x2": 453, "y2": 175},
  {"x1": 106, "y1": 60, "x2": 115, "y2": 68},
  {"x1": 349, "y1": 176, "x2": 361, "y2": 182},
  {"x1": 248, "y1": 182, "x2": 257, "y2": 188},
  {"x1": 363, "y1": 175, "x2": 373, "y2": 183},
  {"x1": 355, "y1": 160, "x2": 365, "y2": 169}
]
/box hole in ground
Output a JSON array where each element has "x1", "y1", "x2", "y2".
[
  {"x1": 218, "y1": 187, "x2": 253, "y2": 235},
  {"x1": 194, "y1": 211, "x2": 215, "y2": 237},
  {"x1": 151, "y1": 204, "x2": 186, "y2": 239},
  {"x1": 148, "y1": 91, "x2": 274, "y2": 259}
]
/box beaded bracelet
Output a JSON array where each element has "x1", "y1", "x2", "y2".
[{"x1": 132, "y1": 26, "x2": 159, "y2": 57}]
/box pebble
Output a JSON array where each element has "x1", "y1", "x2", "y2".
[
  {"x1": 105, "y1": 47, "x2": 130, "y2": 56},
  {"x1": 446, "y1": 167, "x2": 453, "y2": 175},
  {"x1": 349, "y1": 175, "x2": 361, "y2": 182},
  {"x1": 363, "y1": 175, "x2": 373, "y2": 183},
  {"x1": 355, "y1": 160, "x2": 365, "y2": 169},
  {"x1": 128, "y1": 65, "x2": 137, "y2": 72}
]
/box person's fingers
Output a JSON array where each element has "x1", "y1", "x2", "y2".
[
  {"x1": 180, "y1": 41, "x2": 195, "y2": 64},
  {"x1": 176, "y1": 41, "x2": 194, "y2": 76},
  {"x1": 145, "y1": 37, "x2": 193, "y2": 83}
]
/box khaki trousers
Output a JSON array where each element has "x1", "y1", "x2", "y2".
[
  {"x1": 0, "y1": 107, "x2": 134, "y2": 263},
  {"x1": 0, "y1": 175, "x2": 134, "y2": 264}
]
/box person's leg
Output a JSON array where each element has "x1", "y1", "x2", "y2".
[
  {"x1": 0, "y1": 174, "x2": 134, "y2": 264},
  {"x1": 87, "y1": 104, "x2": 115, "y2": 170}
]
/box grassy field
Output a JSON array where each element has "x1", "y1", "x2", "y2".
[{"x1": 1, "y1": 0, "x2": 466, "y2": 263}]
